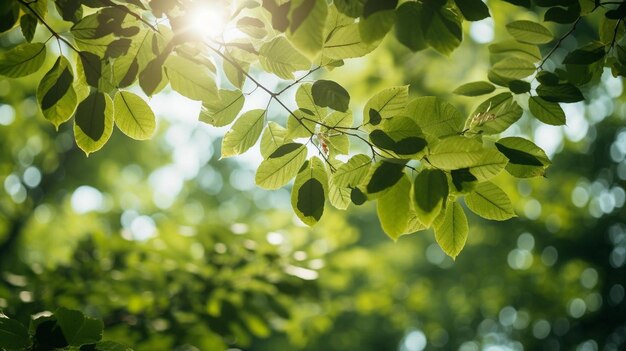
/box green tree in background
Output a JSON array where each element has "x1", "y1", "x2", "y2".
[{"x1": 1, "y1": 0, "x2": 626, "y2": 350}]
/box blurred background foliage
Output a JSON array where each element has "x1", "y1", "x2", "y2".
[{"x1": 1, "y1": 1, "x2": 626, "y2": 350}]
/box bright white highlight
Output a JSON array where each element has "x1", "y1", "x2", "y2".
[{"x1": 189, "y1": 6, "x2": 227, "y2": 39}]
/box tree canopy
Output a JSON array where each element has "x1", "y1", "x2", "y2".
[{"x1": 1, "y1": 0, "x2": 626, "y2": 350}]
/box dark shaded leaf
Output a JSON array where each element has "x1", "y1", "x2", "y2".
[
  {"x1": 311, "y1": 80, "x2": 350, "y2": 112},
  {"x1": 508, "y1": 80, "x2": 531, "y2": 94},
  {"x1": 536, "y1": 71, "x2": 560, "y2": 85},
  {"x1": 75, "y1": 91, "x2": 107, "y2": 141},
  {"x1": 262, "y1": 0, "x2": 290, "y2": 31},
  {"x1": 451, "y1": 168, "x2": 477, "y2": 191},
  {"x1": 55, "y1": 0, "x2": 83, "y2": 22},
  {"x1": 563, "y1": 44, "x2": 606, "y2": 64},
  {"x1": 269, "y1": 143, "x2": 302, "y2": 158},
  {"x1": 369, "y1": 108, "x2": 382, "y2": 125},
  {"x1": 41, "y1": 66, "x2": 73, "y2": 110},
  {"x1": 297, "y1": 178, "x2": 325, "y2": 221},
  {"x1": 104, "y1": 38, "x2": 132, "y2": 59},
  {"x1": 495, "y1": 144, "x2": 544, "y2": 166},
  {"x1": 395, "y1": 2, "x2": 427, "y2": 52},
  {"x1": 454, "y1": 0, "x2": 490, "y2": 21},
  {"x1": 290, "y1": 0, "x2": 315, "y2": 32},
  {"x1": 20, "y1": 14, "x2": 38, "y2": 42},
  {"x1": 0, "y1": 317, "x2": 30, "y2": 350},
  {"x1": 363, "y1": 0, "x2": 398, "y2": 18},
  {"x1": 413, "y1": 169, "x2": 448, "y2": 225},
  {"x1": 544, "y1": 3, "x2": 581, "y2": 23},
  {"x1": 118, "y1": 58, "x2": 138, "y2": 88},
  {"x1": 335, "y1": 0, "x2": 366, "y2": 18},
  {"x1": 350, "y1": 187, "x2": 367, "y2": 205},
  {"x1": 536, "y1": 83, "x2": 584, "y2": 103},
  {"x1": 79, "y1": 51, "x2": 102, "y2": 87},
  {"x1": 395, "y1": 137, "x2": 427, "y2": 155},
  {"x1": 366, "y1": 161, "x2": 405, "y2": 194},
  {"x1": 502, "y1": 0, "x2": 531, "y2": 7},
  {"x1": 139, "y1": 57, "x2": 164, "y2": 96},
  {"x1": 0, "y1": 2, "x2": 19, "y2": 33}
]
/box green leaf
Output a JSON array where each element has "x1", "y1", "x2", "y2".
[
  {"x1": 536, "y1": 83, "x2": 584, "y2": 103},
  {"x1": 88, "y1": 341, "x2": 133, "y2": 351},
  {"x1": 528, "y1": 96, "x2": 566, "y2": 125},
  {"x1": 378, "y1": 174, "x2": 425, "y2": 241},
  {"x1": 434, "y1": 201, "x2": 468, "y2": 259},
  {"x1": 221, "y1": 109, "x2": 266, "y2": 158},
  {"x1": 139, "y1": 57, "x2": 166, "y2": 96},
  {"x1": 488, "y1": 40, "x2": 541, "y2": 64},
  {"x1": 0, "y1": 3, "x2": 19, "y2": 34},
  {"x1": 363, "y1": 0, "x2": 397, "y2": 18},
  {"x1": 0, "y1": 42, "x2": 46, "y2": 77},
  {"x1": 37, "y1": 56, "x2": 77, "y2": 129},
  {"x1": 328, "y1": 176, "x2": 352, "y2": 210},
  {"x1": 165, "y1": 55, "x2": 218, "y2": 101},
  {"x1": 291, "y1": 157, "x2": 328, "y2": 225},
  {"x1": 20, "y1": 14, "x2": 38, "y2": 42},
  {"x1": 74, "y1": 90, "x2": 114, "y2": 155},
  {"x1": 311, "y1": 80, "x2": 350, "y2": 112},
  {"x1": 261, "y1": 122, "x2": 290, "y2": 158},
  {"x1": 422, "y1": 3, "x2": 463, "y2": 55},
  {"x1": 322, "y1": 20, "x2": 379, "y2": 60},
  {"x1": 199, "y1": 90, "x2": 245, "y2": 127},
  {"x1": 54, "y1": 0, "x2": 83, "y2": 22},
  {"x1": 395, "y1": 2, "x2": 427, "y2": 52},
  {"x1": 465, "y1": 181, "x2": 516, "y2": 220},
  {"x1": 296, "y1": 83, "x2": 328, "y2": 119},
  {"x1": 508, "y1": 80, "x2": 531, "y2": 94},
  {"x1": 363, "y1": 86, "x2": 409, "y2": 125},
  {"x1": 332, "y1": 154, "x2": 371, "y2": 188},
  {"x1": 287, "y1": 0, "x2": 328, "y2": 58},
  {"x1": 364, "y1": 160, "x2": 405, "y2": 195},
  {"x1": 453, "y1": 81, "x2": 496, "y2": 96},
  {"x1": 506, "y1": 20, "x2": 553, "y2": 44},
  {"x1": 259, "y1": 37, "x2": 311, "y2": 80},
  {"x1": 370, "y1": 117, "x2": 427, "y2": 158},
  {"x1": 359, "y1": 8, "x2": 395, "y2": 43},
  {"x1": 54, "y1": 308, "x2": 103, "y2": 346},
  {"x1": 113, "y1": 91, "x2": 156, "y2": 140},
  {"x1": 351, "y1": 187, "x2": 368, "y2": 205},
  {"x1": 428, "y1": 136, "x2": 508, "y2": 181},
  {"x1": 402, "y1": 96, "x2": 464, "y2": 138},
  {"x1": 491, "y1": 57, "x2": 536, "y2": 80},
  {"x1": 334, "y1": 0, "x2": 365, "y2": 17},
  {"x1": 78, "y1": 51, "x2": 102, "y2": 88},
  {"x1": 286, "y1": 109, "x2": 318, "y2": 139},
  {"x1": 412, "y1": 169, "x2": 448, "y2": 227},
  {"x1": 256, "y1": 143, "x2": 308, "y2": 189},
  {"x1": 467, "y1": 92, "x2": 523, "y2": 134},
  {"x1": 454, "y1": 0, "x2": 490, "y2": 21},
  {"x1": 495, "y1": 136, "x2": 551, "y2": 178},
  {"x1": 563, "y1": 42, "x2": 606, "y2": 65},
  {"x1": 0, "y1": 317, "x2": 30, "y2": 350},
  {"x1": 237, "y1": 17, "x2": 267, "y2": 39}
]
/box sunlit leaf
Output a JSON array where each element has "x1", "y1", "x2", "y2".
[
  {"x1": 0, "y1": 42, "x2": 46, "y2": 78},
  {"x1": 434, "y1": 201, "x2": 469, "y2": 259},
  {"x1": 221, "y1": 109, "x2": 266, "y2": 158},
  {"x1": 412, "y1": 168, "x2": 448, "y2": 227},
  {"x1": 465, "y1": 181, "x2": 516, "y2": 221},
  {"x1": 37, "y1": 56, "x2": 77, "y2": 129},
  {"x1": 113, "y1": 91, "x2": 156, "y2": 140},
  {"x1": 256, "y1": 143, "x2": 308, "y2": 189}
]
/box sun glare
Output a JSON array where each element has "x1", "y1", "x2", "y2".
[{"x1": 189, "y1": 5, "x2": 227, "y2": 39}]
